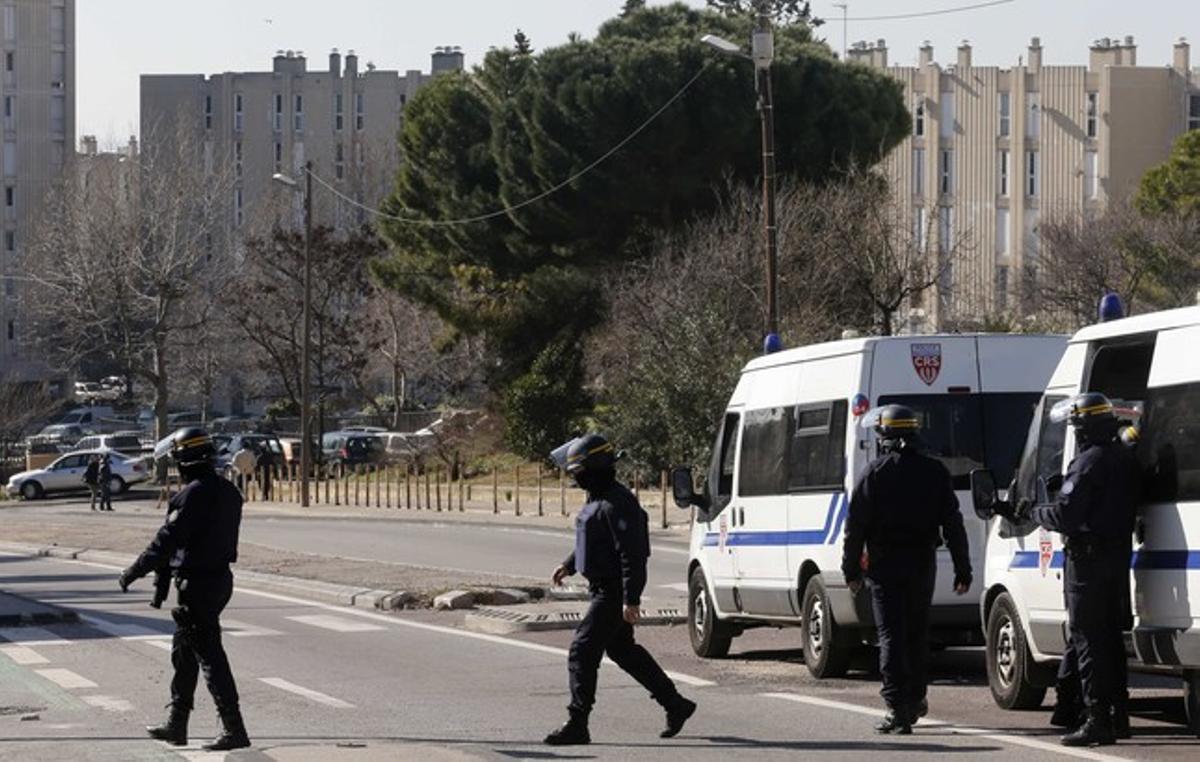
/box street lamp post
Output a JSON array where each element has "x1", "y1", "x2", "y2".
[
  {"x1": 272, "y1": 161, "x2": 314, "y2": 508},
  {"x1": 702, "y1": 10, "x2": 781, "y2": 352}
]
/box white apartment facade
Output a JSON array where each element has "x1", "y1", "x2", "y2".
[
  {"x1": 0, "y1": 0, "x2": 73, "y2": 378},
  {"x1": 850, "y1": 36, "x2": 1199, "y2": 328}
]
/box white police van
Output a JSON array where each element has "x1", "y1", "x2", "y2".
[
  {"x1": 672, "y1": 333, "x2": 1066, "y2": 678},
  {"x1": 970, "y1": 304, "x2": 1200, "y2": 734}
]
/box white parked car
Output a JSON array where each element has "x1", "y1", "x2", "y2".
[{"x1": 5, "y1": 449, "x2": 150, "y2": 500}]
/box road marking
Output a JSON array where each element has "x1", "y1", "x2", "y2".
[
  {"x1": 761, "y1": 692, "x2": 1126, "y2": 762},
  {"x1": 80, "y1": 613, "x2": 167, "y2": 639},
  {"x1": 658, "y1": 582, "x2": 689, "y2": 592},
  {"x1": 35, "y1": 668, "x2": 98, "y2": 689},
  {"x1": 259, "y1": 677, "x2": 354, "y2": 708},
  {"x1": 174, "y1": 750, "x2": 229, "y2": 761},
  {"x1": 143, "y1": 639, "x2": 173, "y2": 651},
  {"x1": 81, "y1": 695, "x2": 133, "y2": 712},
  {"x1": 286, "y1": 614, "x2": 386, "y2": 633},
  {"x1": 0, "y1": 644, "x2": 49, "y2": 665},
  {"x1": 28, "y1": 552, "x2": 718, "y2": 689},
  {"x1": 0, "y1": 626, "x2": 66, "y2": 644},
  {"x1": 222, "y1": 618, "x2": 281, "y2": 638}
]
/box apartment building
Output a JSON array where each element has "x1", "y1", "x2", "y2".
[
  {"x1": 139, "y1": 47, "x2": 463, "y2": 241},
  {"x1": 0, "y1": 0, "x2": 73, "y2": 377},
  {"x1": 850, "y1": 36, "x2": 1199, "y2": 328}
]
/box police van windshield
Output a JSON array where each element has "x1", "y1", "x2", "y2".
[{"x1": 878, "y1": 393, "x2": 1041, "y2": 490}]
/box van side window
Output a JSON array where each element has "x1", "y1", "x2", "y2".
[
  {"x1": 1138, "y1": 382, "x2": 1200, "y2": 502},
  {"x1": 702, "y1": 412, "x2": 740, "y2": 519},
  {"x1": 788, "y1": 400, "x2": 848, "y2": 491},
  {"x1": 1088, "y1": 338, "x2": 1155, "y2": 402},
  {"x1": 739, "y1": 407, "x2": 792, "y2": 496}
]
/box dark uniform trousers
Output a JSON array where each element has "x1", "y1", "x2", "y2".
[
  {"x1": 1057, "y1": 548, "x2": 1131, "y2": 711},
  {"x1": 568, "y1": 580, "x2": 679, "y2": 717},
  {"x1": 1064, "y1": 544, "x2": 1128, "y2": 711},
  {"x1": 868, "y1": 556, "x2": 937, "y2": 710},
  {"x1": 170, "y1": 570, "x2": 240, "y2": 714}
]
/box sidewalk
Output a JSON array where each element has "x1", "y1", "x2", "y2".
[{"x1": 0, "y1": 589, "x2": 79, "y2": 627}]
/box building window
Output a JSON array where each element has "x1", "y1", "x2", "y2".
[
  {"x1": 999, "y1": 92, "x2": 1011, "y2": 137},
  {"x1": 2, "y1": 95, "x2": 11, "y2": 130},
  {"x1": 204, "y1": 94, "x2": 212, "y2": 130},
  {"x1": 3, "y1": 140, "x2": 13, "y2": 177},
  {"x1": 51, "y1": 6, "x2": 64, "y2": 44},
  {"x1": 4, "y1": 276, "x2": 12, "y2": 297},
  {"x1": 939, "y1": 91, "x2": 955, "y2": 139},
  {"x1": 939, "y1": 149, "x2": 953, "y2": 195},
  {"x1": 1189, "y1": 94, "x2": 1200, "y2": 131},
  {"x1": 50, "y1": 95, "x2": 63, "y2": 133},
  {"x1": 234, "y1": 188, "x2": 243, "y2": 227},
  {"x1": 938, "y1": 206, "x2": 953, "y2": 253},
  {"x1": 274, "y1": 141, "x2": 282, "y2": 172},
  {"x1": 4, "y1": 51, "x2": 13, "y2": 78},
  {"x1": 913, "y1": 207, "x2": 927, "y2": 250},
  {"x1": 913, "y1": 97, "x2": 924, "y2": 137},
  {"x1": 1084, "y1": 150, "x2": 1098, "y2": 200},
  {"x1": 293, "y1": 93, "x2": 304, "y2": 131},
  {"x1": 996, "y1": 207, "x2": 1010, "y2": 256},
  {"x1": 235, "y1": 140, "x2": 243, "y2": 177},
  {"x1": 2, "y1": 6, "x2": 12, "y2": 42},
  {"x1": 335, "y1": 93, "x2": 343, "y2": 131},
  {"x1": 355, "y1": 92, "x2": 364, "y2": 130},
  {"x1": 4, "y1": 229, "x2": 13, "y2": 252},
  {"x1": 1085, "y1": 92, "x2": 1098, "y2": 138},
  {"x1": 995, "y1": 265, "x2": 1009, "y2": 312},
  {"x1": 1025, "y1": 92, "x2": 1040, "y2": 139},
  {"x1": 1026, "y1": 150, "x2": 1039, "y2": 197},
  {"x1": 51, "y1": 51, "x2": 64, "y2": 88},
  {"x1": 273, "y1": 93, "x2": 282, "y2": 131},
  {"x1": 5, "y1": 185, "x2": 13, "y2": 209},
  {"x1": 335, "y1": 143, "x2": 344, "y2": 180},
  {"x1": 234, "y1": 93, "x2": 243, "y2": 131},
  {"x1": 999, "y1": 150, "x2": 1010, "y2": 197},
  {"x1": 6, "y1": 319, "x2": 12, "y2": 341},
  {"x1": 912, "y1": 148, "x2": 925, "y2": 195}
]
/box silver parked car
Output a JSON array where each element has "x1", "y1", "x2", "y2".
[{"x1": 5, "y1": 449, "x2": 150, "y2": 500}]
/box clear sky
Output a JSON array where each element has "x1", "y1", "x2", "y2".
[{"x1": 78, "y1": 0, "x2": 1196, "y2": 145}]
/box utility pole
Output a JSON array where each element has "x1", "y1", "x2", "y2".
[
  {"x1": 833, "y1": 2, "x2": 848, "y2": 60},
  {"x1": 300, "y1": 160, "x2": 313, "y2": 508},
  {"x1": 753, "y1": 5, "x2": 779, "y2": 342}
]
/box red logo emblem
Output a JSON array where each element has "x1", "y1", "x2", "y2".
[
  {"x1": 910, "y1": 343, "x2": 942, "y2": 386},
  {"x1": 1039, "y1": 530, "x2": 1053, "y2": 578}
]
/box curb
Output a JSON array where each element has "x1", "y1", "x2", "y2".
[{"x1": 463, "y1": 604, "x2": 686, "y2": 635}]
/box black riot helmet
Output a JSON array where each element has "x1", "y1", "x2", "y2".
[
  {"x1": 557, "y1": 433, "x2": 618, "y2": 475},
  {"x1": 1051, "y1": 392, "x2": 1119, "y2": 445},
  {"x1": 167, "y1": 427, "x2": 217, "y2": 469},
  {"x1": 873, "y1": 404, "x2": 921, "y2": 445}
]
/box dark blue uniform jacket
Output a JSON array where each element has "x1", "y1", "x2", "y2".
[
  {"x1": 1031, "y1": 440, "x2": 1139, "y2": 540},
  {"x1": 562, "y1": 481, "x2": 652, "y2": 606},
  {"x1": 129, "y1": 471, "x2": 243, "y2": 579}
]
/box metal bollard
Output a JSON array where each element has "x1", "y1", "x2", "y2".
[
  {"x1": 514, "y1": 465, "x2": 521, "y2": 517},
  {"x1": 537, "y1": 465, "x2": 544, "y2": 517},
  {"x1": 660, "y1": 470, "x2": 669, "y2": 529},
  {"x1": 435, "y1": 467, "x2": 442, "y2": 512},
  {"x1": 492, "y1": 469, "x2": 498, "y2": 514}
]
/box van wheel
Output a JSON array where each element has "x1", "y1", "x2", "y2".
[
  {"x1": 986, "y1": 592, "x2": 1048, "y2": 710},
  {"x1": 801, "y1": 575, "x2": 852, "y2": 679},
  {"x1": 688, "y1": 567, "x2": 733, "y2": 658},
  {"x1": 1185, "y1": 671, "x2": 1200, "y2": 738},
  {"x1": 20, "y1": 481, "x2": 43, "y2": 500}
]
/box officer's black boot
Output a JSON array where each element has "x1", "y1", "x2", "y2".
[
  {"x1": 661, "y1": 696, "x2": 697, "y2": 738},
  {"x1": 1061, "y1": 707, "x2": 1115, "y2": 747},
  {"x1": 1112, "y1": 702, "x2": 1131, "y2": 739},
  {"x1": 146, "y1": 705, "x2": 188, "y2": 746},
  {"x1": 202, "y1": 709, "x2": 251, "y2": 751},
  {"x1": 1050, "y1": 701, "x2": 1085, "y2": 729},
  {"x1": 544, "y1": 712, "x2": 590, "y2": 746},
  {"x1": 910, "y1": 698, "x2": 929, "y2": 725},
  {"x1": 875, "y1": 706, "x2": 912, "y2": 735}
]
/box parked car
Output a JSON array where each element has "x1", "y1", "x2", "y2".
[
  {"x1": 339, "y1": 425, "x2": 387, "y2": 433},
  {"x1": 74, "y1": 381, "x2": 104, "y2": 403},
  {"x1": 59, "y1": 406, "x2": 116, "y2": 429},
  {"x1": 321, "y1": 431, "x2": 385, "y2": 470},
  {"x1": 72, "y1": 431, "x2": 147, "y2": 457},
  {"x1": 214, "y1": 433, "x2": 285, "y2": 474},
  {"x1": 28, "y1": 424, "x2": 90, "y2": 452},
  {"x1": 209, "y1": 415, "x2": 259, "y2": 434},
  {"x1": 279, "y1": 437, "x2": 321, "y2": 467},
  {"x1": 381, "y1": 431, "x2": 434, "y2": 463},
  {"x1": 6, "y1": 449, "x2": 150, "y2": 500}
]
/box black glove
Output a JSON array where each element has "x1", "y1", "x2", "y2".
[
  {"x1": 954, "y1": 572, "x2": 973, "y2": 591},
  {"x1": 118, "y1": 567, "x2": 137, "y2": 592}
]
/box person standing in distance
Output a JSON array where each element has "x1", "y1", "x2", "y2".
[
  {"x1": 544, "y1": 433, "x2": 696, "y2": 746},
  {"x1": 98, "y1": 452, "x2": 115, "y2": 511},
  {"x1": 842, "y1": 405, "x2": 972, "y2": 734},
  {"x1": 1028, "y1": 393, "x2": 1139, "y2": 747},
  {"x1": 119, "y1": 428, "x2": 250, "y2": 751}
]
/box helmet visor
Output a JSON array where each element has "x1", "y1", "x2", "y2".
[
  {"x1": 1048, "y1": 398, "x2": 1075, "y2": 425},
  {"x1": 549, "y1": 437, "x2": 581, "y2": 471}
]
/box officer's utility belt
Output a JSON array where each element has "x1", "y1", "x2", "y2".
[{"x1": 1064, "y1": 535, "x2": 1127, "y2": 560}]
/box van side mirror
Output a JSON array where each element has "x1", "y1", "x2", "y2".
[
  {"x1": 970, "y1": 468, "x2": 1009, "y2": 520},
  {"x1": 671, "y1": 466, "x2": 707, "y2": 509}
]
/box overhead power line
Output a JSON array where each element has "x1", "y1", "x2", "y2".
[
  {"x1": 308, "y1": 61, "x2": 713, "y2": 228},
  {"x1": 841, "y1": 0, "x2": 1014, "y2": 22}
]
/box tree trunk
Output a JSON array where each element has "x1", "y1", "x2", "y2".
[{"x1": 153, "y1": 332, "x2": 170, "y2": 483}]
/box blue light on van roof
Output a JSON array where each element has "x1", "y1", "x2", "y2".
[
  {"x1": 763, "y1": 332, "x2": 783, "y2": 355},
  {"x1": 1098, "y1": 292, "x2": 1125, "y2": 322}
]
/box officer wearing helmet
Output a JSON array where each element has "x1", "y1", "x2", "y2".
[
  {"x1": 543, "y1": 433, "x2": 696, "y2": 746},
  {"x1": 841, "y1": 405, "x2": 971, "y2": 735},
  {"x1": 1029, "y1": 392, "x2": 1140, "y2": 747},
  {"x1": 118, "y1": 428, "x2": 250, "y2": 751}
]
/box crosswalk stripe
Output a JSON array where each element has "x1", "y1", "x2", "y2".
[
  {"x1": 285, "y1": 614, "x2": 385, "y2": 633},
  {"x1": 144, "y1": 639, "x2": 173, "y2": 651},
  {"x1": 0, "y1": 626, "x2": 67, "y2": 645},
  {"x1": 222, "y1": 619, "x2": 282, "y2": 638},
  {"x1": 81, "y1": 695, "x2": 133, "y2": 712},
  {"x1": 80, "y1": 613, "x2": 167, "y2": 639},
  {"x1": 35, "y1": 668, "x2": 97, "y2": 689},
  {"x1": 259, "y1": 677, "x2": 354, "y2": 708},
  {"x1": 0, "y1": 644, "x2": 49, "y2": 665}
]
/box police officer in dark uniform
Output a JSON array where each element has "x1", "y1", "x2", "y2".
[
  {"x1": 842, "y1": 405, "x2": 972, "y2": 734},
  {"x1": 118, "y1": 428, "x2": 250, "y2": 751},
  {"x1": 543, "y1": 433, "x2": 696, "y2": 746},
  {"x1": 1029, "y1": 393, "x2": 1139, "y2": 747}
]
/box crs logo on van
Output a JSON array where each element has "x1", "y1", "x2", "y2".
[{"x1": 910, "y1": 343, "x2": 942, "y2": 386}]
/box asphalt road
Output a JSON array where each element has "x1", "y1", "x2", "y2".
[
  {"x1": 0, "y1": 492, "x2": 691, "y2": 602},
  {"x1": 6, "y1": 550, "x2": 1187, "y2": 761}
]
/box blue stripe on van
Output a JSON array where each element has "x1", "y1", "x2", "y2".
[
  {"x1": 826, "y1": 494, "x2": 849, "y2": 544},
  {"x1": 1010, "y1": 550, "x2": 1200, "y2": 570},
  {"x1": 702, "y1": 493, "x2": 844, "y2": 548}
]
